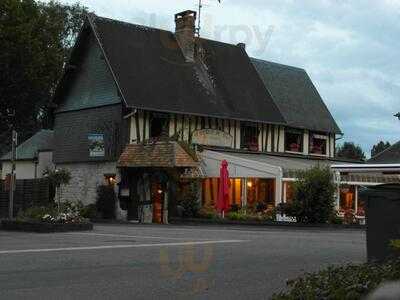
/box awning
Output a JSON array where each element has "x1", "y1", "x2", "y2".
[
  {"x1": 118, "y1": 142, "x2": 199, "y2": 168},
  {"x1": 197, "y1": 150, "x2": 361, "y2": 179},
  {"x1": 198, "y1": 150, "x2": 283, "y2": 178}
]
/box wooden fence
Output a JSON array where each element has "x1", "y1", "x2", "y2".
[{"x1": 0, "y1": 179, "x2": 53, "y2": 218}]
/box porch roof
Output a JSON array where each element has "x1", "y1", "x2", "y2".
[{"x1": 118, "y1": 142, "x2": 199, "y2": 168}]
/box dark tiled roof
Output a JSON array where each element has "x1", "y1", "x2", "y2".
[
  {"x1": 118, "y1": 142, "x2": 199, "y2": 168},
  {"x1": 368, "y1": 141, "x2": 400, "y2": 164},
  {"x1": 251, "y1": 59, "x2": 342, "y2": 134},
  {"x1": 89, "y1": 15, "x2": 285, "y2": 125},
  {"x1": 1, "y1": 130, "x2": 54, "y2": 161}
]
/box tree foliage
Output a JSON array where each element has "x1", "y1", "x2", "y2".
[
  {"x1": 0, "y1": 0, "x2": 88, "y2": 155},
  {"x1": 371, "y1": 141, "x2": 391, "y2": 158},
  {"x1": 336, "y1": 142, "x2": 366, "y2": 161},
  {"x1": 282, "y1": 166, "x2": 336, "y2": 224}
]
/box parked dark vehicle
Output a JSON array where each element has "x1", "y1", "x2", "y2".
[{"x1": 360, "y1": 184, "x2": 400, "y2": 262}]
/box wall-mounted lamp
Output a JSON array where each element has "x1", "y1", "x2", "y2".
[
  {"x1": 247, "y1": 181, "x2": 253, "y2": 188},
  {"x1": 157, "y1": 189, "x2": 163, "y2": 195},
  {"x1": 104, "y1": 174, "x2": 117, "y2": 186}
]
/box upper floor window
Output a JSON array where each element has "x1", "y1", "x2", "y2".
[
  {"x1": 285, "y1": 129, "x2": 303, "y2": 153},
  {"x1": 241, "y1": 123, "x2": 259, "y2": 151},
  {"x1": 309, "y1": 133, "x2": 328, "y2": 155},
  {"x1": 150, "y1": 113, "x2": 169, "y2": 140}
]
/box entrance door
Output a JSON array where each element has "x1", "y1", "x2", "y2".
[{"x1": 152, "y1": 183, "x2": 163, "y2": 224}]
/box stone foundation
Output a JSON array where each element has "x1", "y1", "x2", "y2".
[{"x1": 57, "y1": 162, "x2": 117, "y2": 206}]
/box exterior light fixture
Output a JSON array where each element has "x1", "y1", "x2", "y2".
[
  {"x1": 247, "y1": 181, "x2": 253, "y2": 188},
  {"x1": 104, "y1": 174, "x2": 116, "y2": 186},
  {"x1": 157, "y1": 189, "x2": 163, "y2": 195}
]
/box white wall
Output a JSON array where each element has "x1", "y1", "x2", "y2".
[
  {"x1": 37, "y1": 151, "x2": 54, "y2": 177},
  {"x1": 1, "y1": 151, "x2": 54, "y2": 180},
  {"x1": 1, "y1": 161, "x2": 36, "y2": 180}
]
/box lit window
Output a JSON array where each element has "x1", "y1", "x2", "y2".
[
  {"x1": 241, "y1": 123, "x2": 259, "y2": 151},
  {"x1": 285, "y1": 129, "x2": 303, "y2": 153},
  {"x1": 309, "y1": 133, "x2": 327, "y2": 155}
]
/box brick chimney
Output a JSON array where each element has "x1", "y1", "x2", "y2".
[{"x1": 175, "y1": 10, "x2": 197, "y2": 62}]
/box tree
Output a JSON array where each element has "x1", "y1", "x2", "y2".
[
  {"x1": 282, "y1": 166, "x2": 336, "y2": 224},
  {"x1": 0, "y1": 0, "x2": 88, "y2": 155},
  {"x1": 336, "y1": 142, "x2": 366, "y2": 161},
  {"x1": 371, "y1": 141, "x2": 391, "y2": 158}
]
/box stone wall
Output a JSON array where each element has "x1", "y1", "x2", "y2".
[{"x1": 57, "y1": 162, "x2": 117, "y2": 205}]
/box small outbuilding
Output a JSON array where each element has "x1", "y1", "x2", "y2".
[{"x1": 0, "y1": 130, "x2": 54, "y2": 180}]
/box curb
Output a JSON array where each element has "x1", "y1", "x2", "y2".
[{"x1": 169, "y1": 218, "x2": 366, "y2": 230}]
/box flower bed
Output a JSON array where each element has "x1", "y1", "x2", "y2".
[
  {"x1": 1, "y1": 219, "x2": 93, "y2": 233},
  {"x1": 1, "y1": 201, "x2": 93, "y2": 233}
]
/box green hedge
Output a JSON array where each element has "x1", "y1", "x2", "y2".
[{"x1": 272, "y1": 259, "x2": 400, "y2": 300}]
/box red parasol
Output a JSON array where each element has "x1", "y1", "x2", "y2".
[{"x1": 216, "y1": 160, "x2": 230, "y2": 217}]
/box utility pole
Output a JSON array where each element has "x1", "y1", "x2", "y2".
[
  {"x1": 9, "y1": 129, "x2": 17, "y2": 219},
  {"x1": 1, "y1": 109, "x2": 17, "y2": 219}
]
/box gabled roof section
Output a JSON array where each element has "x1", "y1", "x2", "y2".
[
  {"x1": 87, "y1": 15, "x2": 285, "y2": 125},
  {"x1": 1, "y1": 130, "x2": 54, "y2": 161},
  {"x1": 118, "y1": 142, "x2": 199, "y2": 168},
  {"x1": 251, "y1": 58, "x2": 342, "y2": 134},
  {"x1": 368, "y1": 141, "x2": 400, "y2": 164}
]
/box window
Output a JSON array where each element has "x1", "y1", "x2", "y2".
[
  {"x1": 339, "y1": 185, "x2": 356, "y2": 213},
  {"x1": 241, "y1": 123, "x2": 259, "y2": 151},
  {"x1": 285, "y1": 129, "x2": 303, "y2": 153},
  {"x1": 309, "y1": 133, "x2": 328, "y2": 155},
  {"x1": 246, "y1": 178, "x2": 275, "y2": 209},
  {"x1": 150, "y1": 113, "x2": 169, "y2": 139},
  {"x1": 202, "y1": 178, "x2": 242, "y2": 208}
]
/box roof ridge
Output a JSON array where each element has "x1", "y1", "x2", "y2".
[{"x1": 92, "y1": 14, "x2": 173, "y2": 35}]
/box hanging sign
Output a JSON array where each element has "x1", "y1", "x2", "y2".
[
  {"x1": 88, "y1": 134, "x2": 105, "y2": 157},
  {"x1": 192, "y1": 129, "x2": 233, "y2": 148}
]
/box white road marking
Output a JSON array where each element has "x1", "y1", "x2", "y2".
[
  {"x1": 64, "y1": 232, "x2": 215, "y2": 241},
  {"x1": 0, "y1": 240, "x2": 247, "y2": 255}
]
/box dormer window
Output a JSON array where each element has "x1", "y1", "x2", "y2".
[
  {"x1": 309, "y1": 133, "x2": 328, "y2": 155},
  {"x1": 285, "y1": 129, "x2": 303, "y2": 153},
  {"x1": 241, "y1": 123, "x2": 259, "y2": 151},
  {"x1": 150, "y1": 113, "x2": 169, "y2": 140}
]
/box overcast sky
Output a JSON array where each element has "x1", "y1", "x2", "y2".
[{"x1": 53, "y1": 0, "x2": 400, "y2": 156}]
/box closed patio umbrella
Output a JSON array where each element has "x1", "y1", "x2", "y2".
[{"x1": 216, "y1": 160, "x2": 230, "y2": 218}]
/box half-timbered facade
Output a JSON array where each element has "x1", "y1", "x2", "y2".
[{"x1": 53, "y1": 10, "x2": 347, "y2": 223}]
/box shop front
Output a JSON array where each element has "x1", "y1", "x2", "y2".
[
  {"x1": 201, "y1": 177, "x2": 276, "y2": 211},
  {"x1": 198, "y1": 150, "x2": 283, "y2": 211}
]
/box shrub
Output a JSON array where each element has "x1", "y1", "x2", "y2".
[
  {"x1": 272, "y1": 258, "x2": 400, "y2": 300},
  {"x1": 17, "y1": 206, "x2": 56, "y2": 221},
  {"x1": 176, "y1": 180, "x2": 200, "y2": 218},
  {"x1": 43, "y1": 168, "x2": 72, "y2": 212},
  {"x1": 198, "y1": 205, "x2": 219, "y2": 220},
  {"x1": 80, "y1": 204, "x2": 98, "y2": 219},
  {"x1": 226, "y1": 211, "x2": 248, "y2": 221},
  {"x1": 282, "y1": 166, "x2": 336, "y2": 224},
  {"x1": 96, "y1": 185, "x2": 116, "y2": 219},
  {"x1": 329, "y1": 212, "x2": 344, "y2": 225},
  {"x1": 230, "y1": 204, "x2": 240, "y2": 213}
]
